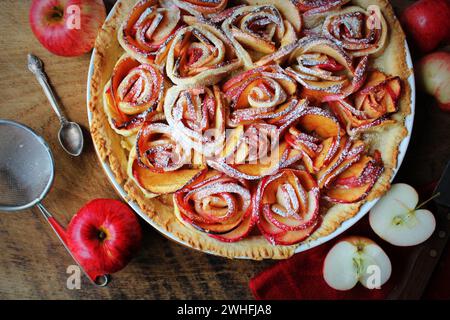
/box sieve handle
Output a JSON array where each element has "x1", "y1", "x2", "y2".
[{"x1": 36, "y1": 203, "x2": 110, "y2": 287}]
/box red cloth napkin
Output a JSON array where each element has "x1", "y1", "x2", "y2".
[{"x1": 250, "y1": 182, "x2": 450, "y2": 300}]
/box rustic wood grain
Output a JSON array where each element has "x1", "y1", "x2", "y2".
[{"x1": 0, "y1": 0, "x2": 448, "y2": 300}]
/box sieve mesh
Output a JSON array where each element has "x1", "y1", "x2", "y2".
[{"x1": 0, "y1": 121, "x2": 54, "y2": 210}]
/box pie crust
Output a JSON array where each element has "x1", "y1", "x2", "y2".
[{"x1": 88, "y1": 0, "x2": 411, "y2": 260}]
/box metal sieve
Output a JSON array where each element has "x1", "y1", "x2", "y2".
[{"x1": 0, "y1": 119, "x2": 109, "y2": 286}]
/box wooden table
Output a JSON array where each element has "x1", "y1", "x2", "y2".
[{"x1": 0, "y1": 0, "x2": 448, "y2": 299}]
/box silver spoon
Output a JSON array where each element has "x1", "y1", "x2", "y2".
[{"x1": 27, "y1": 53, "x2": 84, "y2": 157}]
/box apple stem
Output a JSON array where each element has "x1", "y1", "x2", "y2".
[
  {"x1": 98, "y1": 230, "x2": 107, "y2": 240},
  {"x1": 414, "y1": 192, "x2": 440, "y2": 211}
]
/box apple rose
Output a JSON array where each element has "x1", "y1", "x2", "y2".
[
  {"x1": 294, "y1": 0, "x2": 350, "y2": 28},
  {"x1": 173, "y1": 0, "x2": 228, "y2": 16},
  {"x1": 285, "y1": 106, "x2": 342, "y2": 173},
  {"x1": 328, "y1": 70, "x2": 401, "y2": 135},
  {"x1": 118, "y1": 0, "x2": 185, "y2": 65},
  {"x1": 103, "y1": 54, "x2": 166, "y2": 136},
  {"x1": 207, "y1": 122, "x2": 304, "y2": 180},
  {"x1": 173, "y1": 171, "x2": 257, "y2": 242},
  {"x1": 286, "y1": 36, "x2": 368, "y2": 104},
  {"x1": 300, "y1": 131, "x2": 384, "y2": 204},
  {"x1": 222, "y1": 65, "x2": 298, "y2": 127},
  {"x1": 323, "y1": 150, "x2": 384, "y2": 203},
  {"x1": 163, "y1": 85, "x2": 226, "y2": 157},
  {"x1": 165, "y1": 23, "x2": 241, "y2": 86},
  {"x1": 129, "y1": 123, "x2": 205, "y2": 196},
  {"x1": 256, "y1": 169, "x2": 320, "y2": 245},
  {"x1": 322, "y1": 5, "x2": 388, "y2": 57},
  {"x1": 221, "y1": 5, "x2": 298, "y2": 68}
]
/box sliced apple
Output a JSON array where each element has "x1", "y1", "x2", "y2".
[
  {"x1": 132, "y1": 160, "x2": 202, "y2": 194},
  {"x1": 208, "y1": 141, "x2": 302, "y2": 180},
  {"x1": 334, "y1": 156, "x2": 374, "y2": 187},
  {"x1": 324, "y1": 168, "x2": 382, "y2": 204},
  {"x1": 298, "y1": 107, "x2": 342, "y2": 138},
  {"x1": 369, "y1": 184, "x2": 436, "y2": 246},
  {"x1": 272, "y1": 219, "x2": 320, "y2": 245},
  {"x1": 314, "y1": 137, "x2": 339, "y2": 171},
  {"x1": 264, "y1": 190, "x2": 319, "y2": 231},
  {"x1": 209, "y1": 207, "x2": 258, "y2": 242},
  {"x1": 245, "y1": 0, "x2": 302, "y2": 32},
  {"x1": 323, "y1": 236, "x2": 392, "y2": 290},
  {"x1": 289, "y1": 36, "x2": 353, "y2": 70}
]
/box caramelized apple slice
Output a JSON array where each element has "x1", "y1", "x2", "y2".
[
  {"x1": 258, "y1": 207, "x2": 285, "y2": 238},
  {"x1": 132, "y1": 161, "x2": 203, "y2": 195},
  {"x1": 264, "y1": 190, "x2": 319, "y2": 231},
  {"x1": 386, "y1": 77, "x2": 401, "y2": 100},
  {"x1": 313, "y1": 136, "x2": 339, "y2": 170},
  {"x1": 174, "y1": 0, "x2": 228, "y2": 16},
  {"x1": 210, "y1": 207, "x2": 258, "y2": 242},
  {"x1": 324, "y1": 167, "x2": 383, "y2": 203},
  {"x1": 245, "y1": 0, "x2": 302, "y2": 32},
  {"x1": 298, "y1": 108, "x2": 342, "y2": 138},
  {"x1": 271, "y1": 219, "x2": 320, "y2": 245},
  {"x1": 334, "y1": 155, "x2": 373, "y2": 187}
]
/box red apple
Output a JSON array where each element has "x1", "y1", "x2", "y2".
[
  {"x1": 400, "y1": 0, "x2": 450, "y2": 53},
  {"x1": 30, "y1": 0, "x2": 106, "y2": 57},
  {"x1": 417, "y1": 51, "x2": 450, "y2": 112},
  {"x1": 67, "y1": 199, "x2": 142, "y2": 274}
]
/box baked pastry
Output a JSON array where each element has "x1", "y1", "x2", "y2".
[
  {"x1": 103, "y1": 53, "x2": 166, "y2": 136},
  {"x1": 89, "y1": 0, "x2": 411, "y2": 259},
  {"x1": 118, "y1": 0, "x2": 186, "y2": 64}
]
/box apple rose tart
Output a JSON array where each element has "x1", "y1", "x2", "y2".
[
  {"x1": 128, "y1": 122, "x2": 205, "y2": 196},
  {"x1": 322, "y1": 5, "x2": 388, "y2": 57},
  {"x1": 163, "y1": 85, "x2": 226, "y2": 157},
  {"x1": 118, "y1": 0, "x2": 186, "y2": 65},
  {"x1": 165, "y1": 23, "x2": 241, "y2": 86},
  {"x1": 103, "y1": 54, "x2": 166, "y2": 136},
  {"x1": 221, "y1": 5, "x2": 298, "y2": 68},
  {"x1": 89, "y1": 0, "x2": 410, "y2": 259},
  {"x1": 174, "y1": 170, "x2": 257, "y2": 242},
  {"x1": 256, "y1": 169, "x2": 320, "y2": 245},
  {"x1": 328, "y1": 70, "x2": 401, "y2": 134}
]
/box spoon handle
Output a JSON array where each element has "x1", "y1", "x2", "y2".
[{"x1": 27, "y1": 54, "x2": 67, "y2": 124}]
